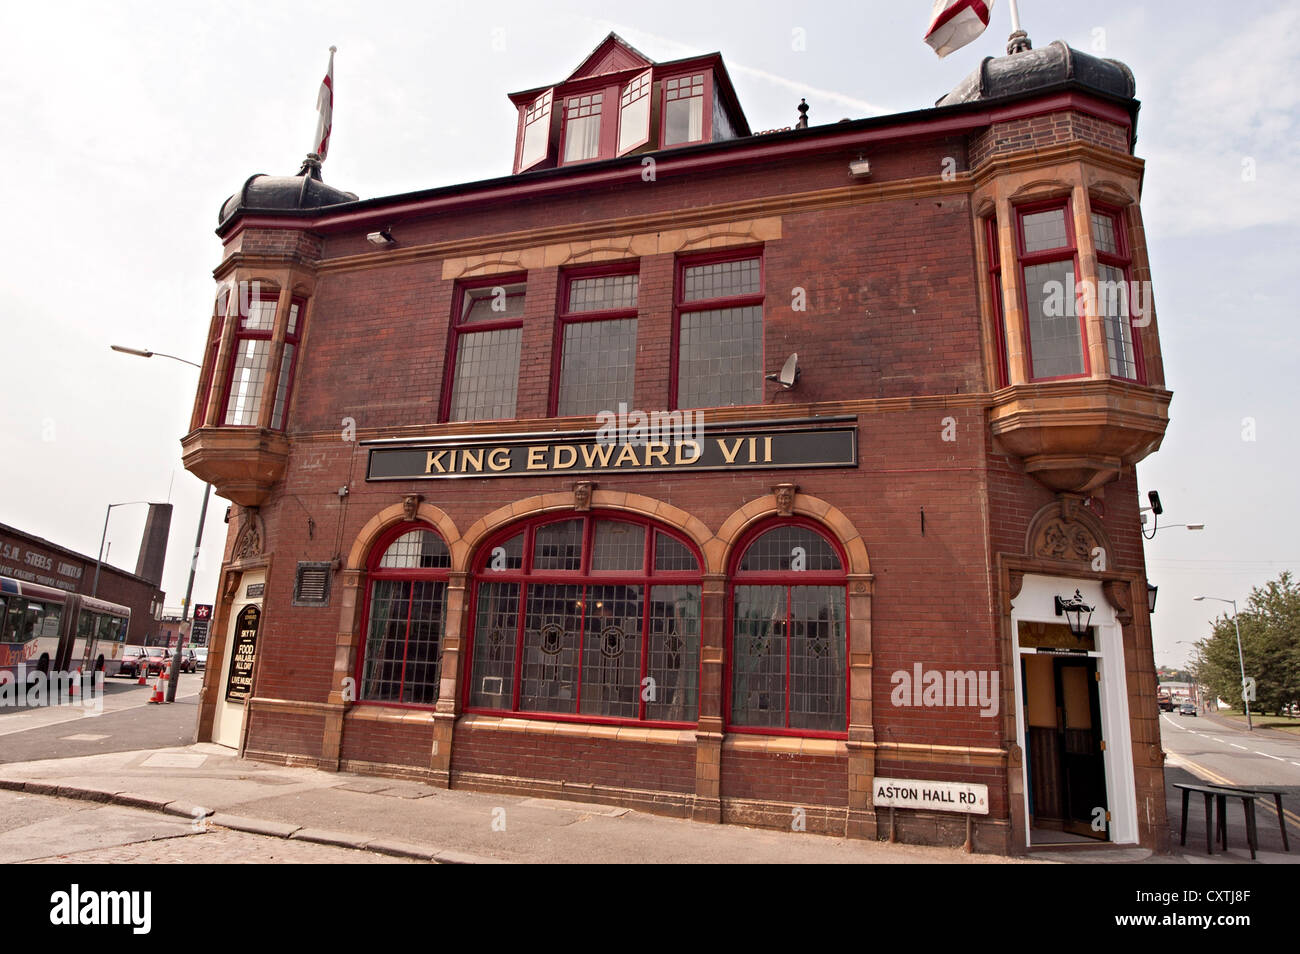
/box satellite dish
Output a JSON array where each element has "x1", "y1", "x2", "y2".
[{"x1": 766, "y1": 353, "x2": 801, "y2": 390}]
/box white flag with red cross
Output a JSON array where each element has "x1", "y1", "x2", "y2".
[
  {"x1": 314, "y1": 46, "x2": 336, "y2": 159},
  {"x1": 924, "y1": 0, "x2": 995, "y2": 58}
]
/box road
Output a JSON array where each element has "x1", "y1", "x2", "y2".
[
  {"x1": 0, "y1": 672, "x2": 203, "y2": 763},
  {"x1": 1160, "y1": 709, "x2": 1300, "y2": 857}
]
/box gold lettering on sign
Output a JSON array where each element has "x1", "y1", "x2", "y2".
[
  {"x1": 488, "y1": 447, "x2": 511, "y2": 472},
  {"x1": 462, "y1": 448, "x2": 484, "y2": 472},
  {"x1": 526, "y1": 446, "x2": 548, "y2": 471},
  {"x1": 764, "y1": 436, "x2": 773, "y2": 462},
  {"x1": 676, "y1": 440, "x2": 702, "y2": 465},
  {"x1": 552, "y1": 445, "x2": 577, "y2": 469},
  {"x1": 718, "y1": 438, "x2": 743, "y2": 464},
  {"x1": 644, "y1": 442, "x2": 669, "y2": 466},
  {"x1": 581, "y1": 443, "x2": 616, "y2": 468},
  {"x1": 425, "y1": 450, "x2": 448, "y2": 474},
  {"x1": 613, "y1": 443, "x2": 639, "y2": 467}
]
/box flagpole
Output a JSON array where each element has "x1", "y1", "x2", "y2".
[{"x1": 1006, "y1": 0, "x2": 1032, "y2": 54}]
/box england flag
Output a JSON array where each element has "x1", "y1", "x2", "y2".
[
  {"x1": 314, "y1": 46, "x2": 336, "y2": 160},
  {"x1": 924, "y1": 0, "x2": 994, "y2": 58}
]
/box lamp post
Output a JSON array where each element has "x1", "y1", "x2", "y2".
[
  {"x1": 112, "y1": 344, "x2": 210, "y2": 702},
  {"x1": 1193, "y1": 596, "x2": 1251, "y2": 731},
  {"x1": 92, "y1": 501, "x2": 151, "y2": 597}
]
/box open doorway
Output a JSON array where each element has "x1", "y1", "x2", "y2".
[{"x1": 1020, "y1": 641, "x2": 1107, "y2": 841}]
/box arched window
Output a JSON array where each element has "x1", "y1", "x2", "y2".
[
  {"x1": 358, "y1": 524, "x2": 451, "y2": 706},
  {"x1": 466, "y1": 512, "x2": 702, "y2": 725},
  {"x1": 728, "y1": 521, "x2": 847, "y2": 736}
]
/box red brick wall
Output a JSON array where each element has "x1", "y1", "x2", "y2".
[
  {"x1": 969, "y1": 110, "x2": 1130, "y2": 168},
  {"x1": 340, "y1": 717, "x2": 435, "y2": 768},
  {"x1": 721, "y1": 748, "x2": 848, "y2": 807},
  {"x1": 246, "y1": 708, "x2": 325, "y2": 758},
  {"x1": 451, "y1": 726, "x2": 696, "y2": 794}
]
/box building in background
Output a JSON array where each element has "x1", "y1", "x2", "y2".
[
  {"x1": 0, "y1": 521, "x2": 168, "y2": 649},
  {"x1": 183, "y1": 33, "x2": 1171, "y2": 853}
]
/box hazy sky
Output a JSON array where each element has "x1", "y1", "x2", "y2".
[{"x1": 1, "y1": 1, "x2": 1295, "y2": 669}]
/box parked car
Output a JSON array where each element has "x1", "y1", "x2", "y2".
[
  {"x1": 119, "y1": 646, "x2": 172, "y2": 678},
  {"x1": 178, "y1": 649, "x2": 198, "y2": 674},
  {"x1": 194, "y1": 648, "x2": 208, "y2": 671},
  {"x1": 1178, "y1": 702, "x2": 1197, "y2": 717}
]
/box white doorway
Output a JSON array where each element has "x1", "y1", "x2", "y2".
[{"x1": 1010, "y1": 575, "x2": 1137, "y2": 846}]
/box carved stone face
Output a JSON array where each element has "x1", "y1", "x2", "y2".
[
  {"x1": 402, "y1": 494, "x2": 420, "y2": 522},
  {"x1": 772, "y1": 484, "x2": 796, "y2": 516},
  {"x1": 574, "y1": 482, "x2": 593, "y2": 511}
]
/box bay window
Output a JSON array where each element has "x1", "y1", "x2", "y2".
[
  {"x1": 444, "y1": 278, "x2": 526, "y2": 422},
  {"x1": 1091, "y1": 204, "x2": 1143, "y2": 381},
  {"x1": 222, "y1": 292, "x2": 303, "y2": 429},
  {"x1": 1016, "y1": 200, "x2": 1086, "y2": 380}
]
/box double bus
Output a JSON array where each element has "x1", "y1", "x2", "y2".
[{"x1": 0, "y1": 576, "x2": 132, "y2": 680}]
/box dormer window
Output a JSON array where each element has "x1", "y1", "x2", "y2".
[
  {"x1": 562, "y1": 92, "x2": 604, "y2": 163},
  {"x1": 663, "y1": 73, "x2": 705, "y2": 145},
  {"x1": 508, "y1": 33, "x2": 749, "y2": 174},
  {"x1": 518, "y1": 90, "x2": 552, "y2": 171}
]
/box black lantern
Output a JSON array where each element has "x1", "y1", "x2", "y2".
[
  {"x1": 1147, "y1": 583, "x2": 1158, "y2": 614},
  {"x1": 1054, "y1": 589, "x2": 1094, "y2": 638}
]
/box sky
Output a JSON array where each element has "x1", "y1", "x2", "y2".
[{"x1": 0, "y1": 1, "x2": 1295, "y2": 669}]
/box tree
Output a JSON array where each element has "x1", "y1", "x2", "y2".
[{"x1": 1190, "y1": 571, "x2": 1300, "y2": 716}]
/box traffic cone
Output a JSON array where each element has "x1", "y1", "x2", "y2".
[
  {"x1": 137, "y1": 664, "x2": 148, "y2": 686},
  {"x1": 148, "y1": 668, "x2": 166, "y2": 704}
]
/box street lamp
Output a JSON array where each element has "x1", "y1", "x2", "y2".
[
  {"x1": 1193, "y1": 596, "x2": 1252, "y2": 731},
  {"x1": 92, "y1": 500, "x2": 152, "y2": 596},
  {"x1": 112, "y1": 344, "x2": 212, "y2": 703},
  {"x1": 109, "y1": 345, "x2": 201, "y2": 368}
]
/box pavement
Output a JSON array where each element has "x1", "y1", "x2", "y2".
[
  {"x1": 0, "y1": 743, "x2": 1043, "y2": 864},
  {"x1": 0, "y1": 737, "x2": 1291, "y2": 864}
]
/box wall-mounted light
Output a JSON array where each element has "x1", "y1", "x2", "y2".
[
  {"x1": 1147, "y1": 583, "x2": 1158, "y2": 614},
  {"x1": 848, "y1": 157, "x2": 871, "y2": 178},
  {"x1": 366, "y1": 229, "x2": 396, "y2": 247},
  {"x1": 1054, "y1": 589, "x2": 1094, "y2": 638}
]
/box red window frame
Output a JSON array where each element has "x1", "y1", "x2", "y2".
[
  {"x1": 440, "y1": 274, "x2": 527, "y2": 423},
  {"x1": 670, "y1": 247, "x2": 765, "y2": 411},
  {"x1": 194, "y1": 288, "x2": 228, "y2": 430},
  {"x1": 220, "y1": 291, "x2": 304, "y2": 429},
  {"x1": 1090, "y1": 202, "x2": 1145, "y2": 383},
  {"x1": 461, "y1": 511, "x2": 704, "y2": 728},
  {"x1": 724, "y1": 517, "x2": 849, "y2": 740},
  {"x1": 514, "y1": 88, "x2": 553, "y2": 174},
  {"x1": 617, "y1": 69, "x2": 653, "y2": 155},
  {"x1": 1014, "y1": 198, "x2": 1089, "y2": 382},
  {"x1": 658, "y1": 70, "x2": 714, "y2": 147},
  {"x1": 557, "y1": 79, "x2": 622, "y2": 167},
  {"x1": 269, "y1": 300, "x2": 304, "y2": 430},
  {"x1": 985, "y1": 217, "x2": 1010, "y2": 388},
  {"x1": 549, "y1": 263, "x2": 640, "y2": 417},
  {"x1": 354, "y1": 521, "x2": 451, "y2": 710}
]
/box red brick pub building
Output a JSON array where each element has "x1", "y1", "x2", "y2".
[{"x1": 184, "y1": 34, "x2": 1172, "y2": 853}]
